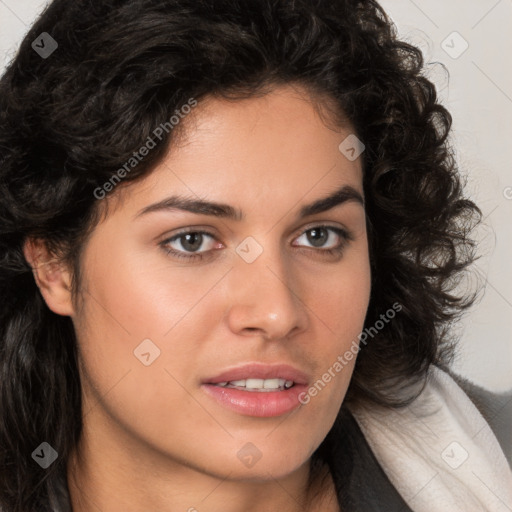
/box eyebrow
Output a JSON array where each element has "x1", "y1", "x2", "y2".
[{"x1": 134, "y1": 184, "x2": 364, "y2": 221}]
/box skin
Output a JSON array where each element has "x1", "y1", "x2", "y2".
[{"x1": 24, "y1": 84, "x2": 371, "y2": 512}]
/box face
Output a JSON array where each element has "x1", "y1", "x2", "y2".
[{"x1": 69, "y1": 84, "x2": 371, "y2": 481}]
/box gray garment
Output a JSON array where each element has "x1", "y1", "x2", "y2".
[
  {"x1": 346, "y1": 371, "x2": 512, "y2": 510},
  {"x1": 450, "y1": 371, "x2": 512, "y2": 469}
]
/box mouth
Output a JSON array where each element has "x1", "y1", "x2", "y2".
[
  {"x1": 213, "y1": 378, "x2": 295, "y2": 392},
  {"x1": 201, "y1": 363, "x2": 309, "y2": 417}
]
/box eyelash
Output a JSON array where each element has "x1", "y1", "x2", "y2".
[{"x1": 160, "y1": 225, "x2": 353, "y2": 262}]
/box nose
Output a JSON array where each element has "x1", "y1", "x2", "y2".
[{"x1": 224, "y1": 244, "x2": 309, "y2": 341}]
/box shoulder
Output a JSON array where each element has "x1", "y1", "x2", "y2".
[
  {"x1": 447, "y1": 369, "x2": 512, "y2": 469},
  {"x1": 346, "y1": 365, "x2": 512, "y2": 510}
]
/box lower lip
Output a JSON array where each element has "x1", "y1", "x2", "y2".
[{"x1": 201, "y1": 384, "x2": 307, "y2": 417}]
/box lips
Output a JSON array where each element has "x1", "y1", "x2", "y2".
[
  {"x1": 201, "y1": 363, "x2": 310, "y2": 417},
  {"x1": 203, "y1": 363, "x2": 309, "y2": 386}
]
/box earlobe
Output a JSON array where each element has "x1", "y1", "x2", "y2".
[{"x1": 23, "y1": 238, "x2": 75, "y2": 317}]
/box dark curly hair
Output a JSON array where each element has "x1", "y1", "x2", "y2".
[{"x1": 0, "y1": 0, "x2": 481, "y2": 510}]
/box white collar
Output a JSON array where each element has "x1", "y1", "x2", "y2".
[{"x1": 350, "y1": 366, "x2": 512, "y2": 511}]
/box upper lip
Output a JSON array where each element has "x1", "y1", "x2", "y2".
[{"x1": 203, "y1": 363, "x2": 309, "y2": 386}]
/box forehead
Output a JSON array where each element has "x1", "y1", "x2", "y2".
[{"x1": 98, "y1": 84, "x2": 363, "y2": 221}]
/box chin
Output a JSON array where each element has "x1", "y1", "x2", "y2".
[
  {"x1": 228, "y1": 439, "x2": 314, "y2": 481},
  {"x1": 224, "y1": 457, "x2": 309, "y2": 482}
]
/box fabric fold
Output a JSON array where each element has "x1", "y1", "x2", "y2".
[{"x1": 350, "y1": 366, "x2": 512, "y2": 511}]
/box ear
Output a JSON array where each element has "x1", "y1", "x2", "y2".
[{"x1": 23, "y1": 238, "x2": 75, "y2": 316}]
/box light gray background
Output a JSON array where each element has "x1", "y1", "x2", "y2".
[{"x1": 1, "y1": 0, "x2": 511, "y2": 391}]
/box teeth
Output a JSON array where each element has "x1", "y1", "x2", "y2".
[
  {"x1": 263, "y1": 378, "x2": 281, "y2": 389},
  {"x1": 246, "y1": 378, "x2": 265, "y2": 389},
  {"x1": 215, "y1": 378, "x2": 295, "y2": 391}
]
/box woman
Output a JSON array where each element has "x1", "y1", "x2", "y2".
[{"x1": 0, "y1": 0, "x2": 510, "y2": 510}]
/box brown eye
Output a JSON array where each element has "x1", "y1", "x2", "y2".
[
  {"x1": 160, "y1": 230, "x2": 219, "y2": 261},
  {"x1": 305, "y1": 227, "x2": 330, "y2": 247},
  {"x1": 177, "y1": 232, "x2": 205, "y2": 252},
  {"x1": 294, "y1": 226, "x2": 350, "y2": 250}
]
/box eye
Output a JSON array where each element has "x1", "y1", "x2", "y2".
[
  {"x1": 160, "y1": 225, "x2": 353, "y2": 262},
  {"x1": 292, "y1": 225, "x2": 352, "y2": 258},
  {"x1": 161, "y1": 230, "x2": 220, "y2": 261}
]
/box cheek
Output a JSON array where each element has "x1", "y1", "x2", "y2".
[
  {"x1": 300, "y1": 244, "x2": 371, "y2": 401},
  {"x1": 73, "y1": 260, "x2": 228, "y2": 460},
  {"x1": 79, "y1": 240, "x2": 231, "y2": 345},
  {"x1": 73, "y1": 244, "x2": 235, "y2": 425},
  {"x1": 306, "y1": 241, "x2": 371, "y2": 342}
]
